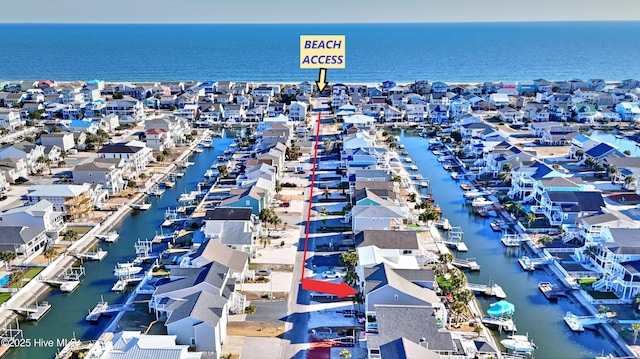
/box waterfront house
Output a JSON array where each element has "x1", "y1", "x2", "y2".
[
  {"x1": 92, "y1": 331, "x2": 201, "y2": 359},
  {"x1": 573, "y1": 103, "x2": 599, "y2": 123},
  {"x1": 199, "y1": 103, "x2": 224, "y2": 125},
  {"x1": 531, "y1": 190, "x2": 605, "y2": 227},
  {"x1": 72, "y1": 160, "x2": 126, "y2": 194},
  {"x1": 589, "y1": 228, "x2": 640, "y2": 302},
  {"x1": 223, "y1": 104, "x2": 245, "y2": 122},
  {"x1": 220, "y1": 186, "x2": 267, "y2": 216},
  {"x1": 379, "y1": 337, "x2": 441, "y2": 359},
  {"x1": 583, "y1": 142, "x2": 625, "y2": 165},
  {"x1": 40, "y1": 132, "x2": 75, "y2": 152},
  {"x1": 599, "y1": 108, "x2": 622, "y2": 122},
  {"x1": 202, "y1": 207, "x2": 257, "y2": 254},
  {"x1": 367, "y1": 305, "x2": 454, "y2": 358},
  {"x1": 615, "y1": 102, "x2": 640, "y2": 122},
  {"x1": 569, "y1": 134, "x2": 600, "y2": 158},
  {"x1": 0, "y1": 158, "x2": 28, "y2": 183},
  {"x1": 349, "y1": 205, "x2": 405, "y2": 231},
  {"x1": 541, "y1": 125, "x2": 578, "y2": 146},
  {"x1": 355, "y1": 230, "x2": 419, "y2": 255},
  {"x1": 507, "y1": 161, "x2": 566, "y2": 201},
  {"x1": 0, "y1": 141, "x2": 46, "y2": 175},
  {"x1": 144, "y1": 128, "x2": 172, "y2": 151},
  {"x1": 429, "y1": 93, "x2": 449, "y2": 107},
  {"x1": 405, "y1": 104, "x2": 428, "y2": 122},
  {"x1": 25, "y1": 183, "x2": 106, "y2": 218},
  {"x1": 481, "y1": 142, "x2": 536, "y2": 177},
  {"x1": 0, "y1": 226, "x2": 49, "y2": 257},
  {"x1": 97, "y1": 143, "x2": 153, "y2": 179},
  {"x1": 189, "y1": 238, "x2": 250, "y2": 280},
  {"x1": 0, "y1": 109, "x2": 21, "y2": 132},
  {"x1": 569, "y1": 211, "x2": 639, "y2": 244},
  {"x1": 384, "y1": 105, "x2": 403, "y2": 122},
  {"x1": 343, "y1": 114, "x2": 375, "y2": 132},
  {"x1": 145, "y1": 115, "x2": 190, "y2": 146},
  {"x1": 428, "y1": 104, "x2": 449, "y2": 124},
  {"x1": 343, "y1": 131, "x2": 376, "y2": 150},
  {"x1": 594, "y1": 92, "x2": 617, "y2": 109},
  {"x1": 352, "y1": 189, "x2": 395, "y2": 207},
  {"x1": 0, "y1": 199, "x2": 64, "y2": 235},
  {"x1": 518, "y1": 81, "x2": 537, "y2": 94},
  {"x1": 548, "y1": 103, "x2": 572, "y2": 121},
  {"x1": 256, "y1": 146, "x2": 285, "y2": 175},
  {"x1": 448, "y1": 96, "x2": 472, "y2": 118}
]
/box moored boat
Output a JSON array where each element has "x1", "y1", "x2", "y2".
[
  {"x1": 500, "y1": 334, "x2": 536, "y2": 354},
  {"x1": 113, "y1": 262, "x2": 143, "y2": 277}
]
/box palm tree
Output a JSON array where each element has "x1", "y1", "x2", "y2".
[
  {"x1": 339, "y1": 251, "x2": 358, "y2": 269},
  {"x1": 351, "y1": 291, "x2": 364, "y2": 314},
  {"x1": 44, "y1": 248, "x2": 57, "y2": 263},
  {"x1": 575, "y1": 149, "x2": 584, "y2": 160},
  {"x1": 344, "y1": 270, "x2": 359, "y2": 286},
  {"x1": 584, "y1": 156, "x2": 596, "y2": 168},
  {"x1": 498, "y1": 171, "x2": 512, "y2": 185},
  {"x1": 633, "y1": 323, "x2": 640, "y2": 344},
  {"x1": 624, "y1": 175, "x2": 635, "y2": 189},
  {"x1": 9, "y1": 270, "x2": 24, "y2": 287},
  {"x1": 525, "y1": 212, "x2": 536, "y2": 227},
  {"x1": 0, "y1": 251, "x2": 16, "y2": 270},
  {"x1": 338, "y1": 349, "x2": 352, "y2": 358},
  {"x1": 606, "y1": 164, "x2": 617, "y2": 180},
  {"x1": 275, "y1": 180, "x2": 282, "y2": 200},
  {"x1": 64, "y1": 229, "x2": 79, "y2": 242},
  {"x1": 217, "y1": 164, "x2": 229, "y2": 178}
]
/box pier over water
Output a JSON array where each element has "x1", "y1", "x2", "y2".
[{"x1": 397, "y1": 129, "x2": 617, "y2": 358}]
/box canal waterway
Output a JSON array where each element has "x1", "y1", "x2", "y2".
[
  {"x1": 7, "y1": 132, "x2": 235, "y2": 359},
  {"x1": 589, "y1": 129, "x2": 640, "y2": 157},
  {"x1": 397, "y1": 129, "x2": 617, "y2": 359}
]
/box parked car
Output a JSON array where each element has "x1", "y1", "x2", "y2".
[
  {"x1": 321, "y1": 270, "x2": 345, "y2": 279},
  {"x1": 280, "y1": 201, "x2": 290, "y2": 207},
  {"x1": 256, "y1": 269, "x2": 271, "y2": 277}
]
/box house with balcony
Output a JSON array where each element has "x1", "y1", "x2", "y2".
[
  {"x1": 0, "y1": 109, "x2": 22, "y2": 132},
  {"x1": 224, "y1": 104, "x2": 246, "y2": 122},
  {"x1": 0, "y1": 199, "x2": 65, "y2": 236},
  {"x1": 507, "y1": 161, "x2": 566, "y2": 201},
  {"x1": 481, "y1": 142, "x2": 536, "y2": 177},
  {"x1": 569, "y1": 134, "x2": 601, "y2": 159},
  {"x1": 384, "y1": 106, "x2": 403, "y2": 122},
  {"x1": 201, "y1": 207, "x2": 258, "y2": 255},
  {"x1": 583, "y1": 142, "x2": 625, "y2": 165},
  {"x1": 541, "y1": 125, "x2": 579, "y2": 146},
  {"x1": 405, "y1": 104, "x2": 428, "y2": 122},
  {"x1": 144, "y1": 128, "x2": 172, "y2": 151},
  {"x1": 601, "y1": 157, "x2": 640, "y2": 184},
  {"x1": 524, "y1": 102, "x2": 550, "y2": 122},
  {"x1": 587, "y1": 228, "x2": 640, "y2": 302},
  {"x1": 24, "y1": 184, "x2": 103, "y2": 219},
  {"x1": 72, "y1": 161, "x2": 126, "y2": 194},
  {"x1": 97, "y1": 143, "x2": 152, "y2": 179},
  {"x1": 574, "y1": 103, "x2": 600, "y2": 123},
  {"x1": 219, "y1": 187, "x2": 266, "y2": 217},
  {"x1": 0, "y1": 141, "x2": 46, "y2": 175},
  {"x1": 342, "y1": 147, "x2": 391, "y2": 176},
  {"x1": 105, "y1": 99, "x2": 145, "y2": 123},
  {"x1": 531, "y1": 190, "x2": 605, "y2": 227},
  {"x1": 567, "y1": 210, "x2": 640, "y2": 245},
  {"x1": 616, "y1": 102, "x2": 640, "y2": 122},
  {"x1": 428, "y1": 104, "x2": 449, "y2": 124},
  {"x1": 497, "y1": 106, "x2": 524, "y2": 124},
  {"x1": 288, "y1": 101, "x2": 307, "y2": 121},
  {"x1": 548, "y1": 104, "x2": 573, "y2": 121},
  {"x1": 448, "y1": 96, "x2": 472, "y2": 118},
  {"x1": 0, "y1": 226, "x2": 49, "y2": 257}
]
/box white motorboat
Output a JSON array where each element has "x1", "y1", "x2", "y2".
[
  {"x1": 500, "y1": 334, "x2": 536, "y2": 354},
  {"x1": 471, "y1": 197, "x2": 494, "y2": 207},
  {"x1": 95, "y1": 231, "x2": 119, "y2": 243},
  {"x1": 201, "y1": 137, "x2": 213, "y2": 148},
  {"x1": 463, "y1": 189, "x2": 491, "y2": 199},
  {"x1": 409, "y1": 165, "x2": 418, "y2": 171},
  {"x1": 178, "y1": 191, "x2": 198, "y2": 204},
  {"x1": 113, "y1": 262, "x2": 143, "y2": 277},
  {"x1": 193, "y1": 147, "x2": 204, "y2": 153},
  {"x1": 173, "y1": 170, "x2": 185, "y2": 178},
  {"x1": 563, "y1": 312, "x2": 585, "y2": 332},
  {"x1": 149, "y1": 185, "x2": 165, "y2": 197},
  {"x1": 163, "y1": 180, "x2": 175, "y2": 188},
  {"x1": 404, "y1": 157, "x2": 413, "y2": 163},
  {"x1": 204, "y1": 169, "x2": 215, "y2": 178}
]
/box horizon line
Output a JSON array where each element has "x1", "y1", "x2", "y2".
[{"x1": 1, "y1": 19, "x2": 639, "y2": 25}]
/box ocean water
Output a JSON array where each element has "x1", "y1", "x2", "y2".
[{"x1": 0, "y1": 22, "x2": 639, "y2": 83}]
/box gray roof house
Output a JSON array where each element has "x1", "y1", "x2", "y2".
[
  {"x1": 379, "y1": 337, "x2": 440, "y2": 359},
  {"x1": 0, "y1": 226, "x2": 49, "y2": 257},
  {"x1": 190, "y1": 238, "x2": 250, "y2": 278}
]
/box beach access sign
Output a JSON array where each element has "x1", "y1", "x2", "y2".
[{"x1": 300, "y1": 35, "x2": 345, "y2": 68}]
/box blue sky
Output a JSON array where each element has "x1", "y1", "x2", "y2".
[{"x1": 2, "y1": 0, "x2": 640, "y2": 23}]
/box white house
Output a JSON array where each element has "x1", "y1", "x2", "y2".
[
  {"x1": 0, "y1": 109, "x2": 21, "y2": 132},
  {"x1": 0, "y1": 158, "x2": 28, "y2": 183},
  {"x1": 105, "y1": 99, "x2": 145, "y2": 123},
  {"x1": 288, "y1": 101, "x2": 308, "y2": 121},
  {"x1": 40, "y1": 132, "x2": 75, "y2": 152},
  {"x1": 72, "y1": 160, "x2": 126, "y2": 194},
  {"x1": 351, "y1": 205, "x2": 405, "y2": 231},
  {"x1": 0, "y1": 226, "x2": 49, "y2": 257},
  {"x1": 201, "y1": 207, "x2": 257, "y2": 255},
  {"x1": 91, "y1": 331, "x2": 201, "y2": 359},
  {"x1": 489, "y1": 93, "x2": 510, "y2": 107},
  {"x1": 0, "y1": 199, "x2": 64, "y2": 233},
  {"x1": 25, "y1": 184, "x2": 105, "y2": 218},
  {"x1": 0, "y1": 141, "x2": 46, "y2": 174},
  {"x1": 616, "y1": 102, "x2": 640, "y2": 122},
  {"x1": 97, "y1": 143, "x2": 152, "y2": 179}
]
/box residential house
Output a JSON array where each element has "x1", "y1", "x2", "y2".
[
  {"x1": 40, "y1": 132, "x2": 75, "y2": 152},
  {"x1": 568, "y1": 134, "x2": 600, "y2": 159},
  {"x1": 288, "y1": 101, "x2": 308, "y2": 121},
  {"x1": 105, "y1": 99, "x2": 145, "y2": 123},
  {"x1": 583, "y1": 143, "x2": 625, "y2": 164},
  {"x1": 379, "y1": 337, "x2": 441, "y2": 359},
  {"x1": 145, "y1": 115, "x2": 189, "y2": 146},
  {"x1": 574, "y1": 88, "x2": 598, "y2": 102},
  {"x1": 201, "y1": 207, "x2": 257, "y2": 254},
  {"x1": 405, "y1": 104, "x2": 428, "y2": 122},
  {"x1": 571, "y1": 211, "x2": 639, "y2": 244},
  {"x1": 267, "y1": 102, "x2": 286, "y2": 118},
  {"x1": 355, "y1": 230, "x2": 419, "y2": 255},
  {"x1": 144, "y1": 129, "x2": 172, "y2": 151},
  {"x1": 482, "y1": 142, "x2": 536, "y2": 177},
  {"x1": 0, "y1": 109, "x2": 21, "y2": 132},
  {"x1": 601, "y1": 157, "x2": 640, "y2": 185},
  {"x1": 0, "y1": 141, "x2": 46, "y2": 174},
  {"x1": 594, "y1": 92, "x2": 617, "y2": 109},
  {"x1": 428, "y1": 104, "x2": 449, "y2": 124},
  {"x1": 92, "y1": 331, "x2": 202, "y2": 359},
  {"x1": 24, "y1": 184, "x2": 104, "y2": 219},
  {"x1": 220, "y1": 186, "x2": 266, "y2": 216},
  {"x1": 0, "y1": 226, "x2": 49, "y2": 257},
  {"x1": 518, "y1": 81, "x2": 537, "y2": 94},
  {"x1": 448, "y1": 96, "x2": 472, "y2": 118},
  {"x1": 548, "y1": 103, "x2": 573, "y2": 121},
  {"x1": 343, "y1": 115, "x2": 375, "y2": 132},
  {"x1": 541, "y1": 125, "x2": 579, "y2": 146},
  {"x1": 489, "y1": 93, "x2": 510, "y2": 107},
  {"x1": 350, "y1": 205, "x2": 405, "y2": 231},
  {"x1": 224, "y1": 104, "x2": 246, "y2": 122},
  {"x1": 189, "y1": 238, "x2": 250, "y2": 280},
  {"x1": 384, "y1": 106, "x2": 403, "y2": 122},
  {"x1": 431, "y1": 82, "x2": 447, "y2": 94},
  {"x1": 496, "y1": 106, "x2": 524, "y2": 124},
  {"x1": 343, "y1": 131, "x2": 376, "y2": 150},
  {"x1": 531, "y1": 190, "x2": 605, "y2": 226},
  {"x1": 616, "y1": 102, "x2": 640, "y2": 122},
  {"x1": 0, "y1": 199, "x2": 64, "y2": 235},
  {"x1": 508, "y1": 163, "x2": 571, "y2": 202},
  {"x1": 0, "y1": 158, "x2": 28, "y2": 183},
  {"x1": 589, "y1": 228, "x2": 640, "y2": 301},
  {"x1": 72, "y1": 160, "x2": 126, "y2": 194},
  {"x1": 97, "y1": 143, "x2": 153, "y2": 179},
  {"x1": 524, "y1": 102, "x2": 550, "y2": 122},
  {"x1": 574, "y1": 103, "x2": 599, "y2": 123}
]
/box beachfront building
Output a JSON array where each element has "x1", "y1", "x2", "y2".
[
  {"x1": 616, "y1": 102, "x2": 640, "y2": 122},
  {"x1": 0, "y1": 109, "x2": 21, "y2": 132}
]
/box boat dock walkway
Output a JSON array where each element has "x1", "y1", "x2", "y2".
[
  {"x1": 39, "y1": 266, "x2": 85, "y2": 293},
  {"x1": 518, "y1": 255, "x2": 554, "y2": 272},
  {"x1": 4, "y1": 301, "x2": 52, "y2": 321},
  {"x1": 466, "y1": 283, "x2": 506, "y2": 298},
  {"x1": 442, "y1": 227, "x2": 467, "y2": 251},
  {"x1": 481, "y1": 316, "x2": 517, "y2": 332},
  {"x1": 74, "y1": 249, "x2": 108, "y2": 261},
  {"x1": 111, "y1": 274, "x2": 145, "y2": 292},
  {"x1": 451, "y1": 258, "x2": 480, "y2": 271},
  {"x1": 501, "y1": 233, "x2": 530, "y2": 247},
  {"x1": 85, "y1": 301, "x2": 134, "y2": 322}
]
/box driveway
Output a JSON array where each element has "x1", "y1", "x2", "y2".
[{"x1": 246, "y1": 300, "x2": 289, "y2": 322}]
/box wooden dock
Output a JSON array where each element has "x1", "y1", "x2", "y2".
[
  {"x1": 452, "y1": 258, "x2": 480, "y2": 271},
  {"x1": 7, "y1": 301, "x2": 52, "y2": 321},
  {"x1": 85, "y1": 300, "x2": 134, "y2": 322},
  {"x1": 481, "y1": 316, "x2": 517, "y2": 332},
  {"x1": 75, "y1": 249, "x2": 108, "y2": 261},
  {"x1": 466, "y1": 282, "x2": 506, "y2": 299}
]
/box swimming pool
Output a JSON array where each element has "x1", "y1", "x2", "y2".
[{"x1": 0, "y1": 274, "x2": 10, "y2": 287}]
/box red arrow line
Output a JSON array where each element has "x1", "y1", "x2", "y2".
[{"x1": 300, "y1": 111, "x2": 356, "y2": 297}]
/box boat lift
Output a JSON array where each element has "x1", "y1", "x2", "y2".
[
  {"x1": 40, "y1": 266, "x2": 85, "y2": 293},
  {"x1": 442, "y1": 226, "x2": 467, "y2": 251},
  {"x1": 85, "y1": 296, "x2": 134, "y2": 322}
]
